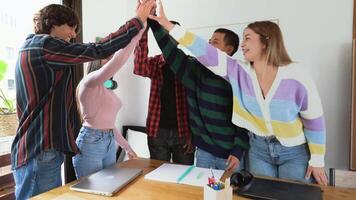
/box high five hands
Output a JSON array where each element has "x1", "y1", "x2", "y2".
[
  {"x1": 148, "y1": 0, "x2": 175, "y2": 31},
  {"x1": 136, "y1": 0, "x2": 156, "y2": 23}
]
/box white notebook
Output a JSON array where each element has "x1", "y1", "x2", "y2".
[{"x1": 144, "y1": 163, "x2": 224, "y2": 187}]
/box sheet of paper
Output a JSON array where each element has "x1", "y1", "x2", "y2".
[
  {"x1": 144, "y1": 163, "x2": 190, "y2": 184},
  {"x1": 144, "y1": 163, "x2": 224, "y2": 187}
]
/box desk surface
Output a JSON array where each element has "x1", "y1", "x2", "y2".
[{"x1": 32, "y1": 158, "x2": 356, "y2": 200}]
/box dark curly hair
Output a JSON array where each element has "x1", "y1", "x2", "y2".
[{"x1": 33, "y1": 4, "x2": 80, "y2": 34}]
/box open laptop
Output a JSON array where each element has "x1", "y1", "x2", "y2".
[
  {"x1": 70, "y1": 165, "x2": 142, "y2": 196},
  {"x1": 236, "y1": 177, "x2": 322, "y2": 200}
]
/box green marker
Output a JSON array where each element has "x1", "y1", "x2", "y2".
[{"x1": 177, "y1": 165, "x2": 195, "y2": 183}]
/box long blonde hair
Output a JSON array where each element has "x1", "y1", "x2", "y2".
[{"x1": 247, "y1": 21, "x2": 292, "y2": 67}]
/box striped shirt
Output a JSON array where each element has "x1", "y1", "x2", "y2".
[
  {"x1": 148, "y1": 20, "x2": 249, "y2": 160},
  {"x1": 11, "y1": 18, "x2": 143, "y2": 169},
  {"x1": 170, "y1": 25, "x2": 326, "y2": 167}
]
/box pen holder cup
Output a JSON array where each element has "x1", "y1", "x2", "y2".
[{"x1": 203, "y1": 181, "x2": 232, "y2": 200}]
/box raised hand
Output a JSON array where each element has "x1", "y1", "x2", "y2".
[
  {"x1": 136, "y1": 0, "x2": 156, "y2": 23},
  {"x1": 148, "y1": 0, "x2": 174, "y2": 31}
]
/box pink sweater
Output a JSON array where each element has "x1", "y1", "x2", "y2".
[{"x1": 77, "y1": 28, "x2": 145, "y2": 154}]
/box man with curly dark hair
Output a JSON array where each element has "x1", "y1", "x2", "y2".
[{"x1": 11, "y1": 2, "x2": 155, "y2": 199}]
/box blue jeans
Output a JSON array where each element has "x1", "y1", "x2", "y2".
[
  {"x1": 72, "y1": 126, "x2": 117, "y2": 179},
  {"x1": 196, "y1": 148, "x2": 245, "y2": 172},
  {"x1": 13, "y1": 150, "x2": 64, "y2": 200},
  {"x1": 248, "y1": 133, "x2": 312, "y2": 183}
]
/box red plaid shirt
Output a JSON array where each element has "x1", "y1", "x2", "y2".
[{"x1": 134, "y1": 29, "x2": 190, "y2": 139}]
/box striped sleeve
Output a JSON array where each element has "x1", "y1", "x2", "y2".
[
  {"x1": 148, "y1": 19, "x2": 198, "y2": 90},
  {"x1": 169, "y1": 25, "x2": 229, "y2": 77},
  {"x1": 299, "y1": 75, "x2": 326, "y2": 167},
  {"x1": 84, "y1": 28, "x2": 145, "y2": 87},
  {"x1": 43, "y1": 17, "x2": 144, "y2": 69}
]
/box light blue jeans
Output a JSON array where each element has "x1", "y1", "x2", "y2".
[
  {"x1": 72, "y1": 126, "x2": 117, "y2": 179},
  {"x1": 13, "y1": 150, "x2": 64, "y2": 200},
  {"x1": 247, "y1": 133, "x2": 313, "y2": 183},
  {"x1": 196, "y1": 148, "x2": 245, "y2": 172}
]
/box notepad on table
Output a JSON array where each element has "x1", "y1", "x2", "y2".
[{"x1": 144, "y1": 163, "x2": 224, "y2": 187}]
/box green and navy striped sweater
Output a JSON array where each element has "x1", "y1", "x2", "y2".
[{"x1": 148, "y1": 19, "x2": 249, "y2": 160}]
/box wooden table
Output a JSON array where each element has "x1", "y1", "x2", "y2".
[{"x1": 32, "y1": 158, "x2": 356, "y2": 200}]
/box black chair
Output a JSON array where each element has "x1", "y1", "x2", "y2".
[{"x1": 116, "y1": 125, "x2": 146, "y2": 161}]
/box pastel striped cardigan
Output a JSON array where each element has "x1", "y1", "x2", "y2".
[{"x1": 170, "y1": 26, "x2": 326, "y2": 167}]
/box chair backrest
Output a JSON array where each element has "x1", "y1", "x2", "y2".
[
  {"x1": 116, "y1": 126, "x2": 148, "y2": 161},
  {"x1": 0, "y1": 153, "x2": 15, "y2": 200},
  {"x1": 329, "y1": 168, "x2": 356, "y2": 189}
]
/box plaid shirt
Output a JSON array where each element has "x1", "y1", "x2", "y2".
[
  {"x1": 134, "y1": 29, "x2": 190, "y2": 139},
  {"x1": 11, "y1": 18, "x2": 143, "y2": 169}
]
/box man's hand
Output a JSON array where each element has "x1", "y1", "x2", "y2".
[
  {"x1": 148, "y1": 0, "x2": 175, "y2": 31},
  {"x1": 183, "y1": 138, "x2": 194, "y2": 154},
  {"x1": 305, "y1": 165, "x2": 328, "y2": 185},
  {"x1": 136, "y1": 0, "x2": 156, "y2": 23},
  {"x1": 225, "y1": 155, "x2": 240, "y2": 171}
]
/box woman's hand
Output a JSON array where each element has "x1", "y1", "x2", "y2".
[
  {"x1": 127, "y1": 151, "x2": 138, "y2": 159},
  {"x1": 148, "y1": 0, "x2": 175, "y2": 31},
  {"x1": 305, "y1": 165, "x2": 328, "y2": 185}
]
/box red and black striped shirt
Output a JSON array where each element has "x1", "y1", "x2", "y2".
[{"x1": 11, "y1": 18, "x2": 144, "y2": 169}]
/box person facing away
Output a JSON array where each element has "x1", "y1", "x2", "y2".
[
  {"x1": 72, "y1": 28, "x2": 146, "y2": 179},
  {"x1": 150, "y1": 1, "x2": 328, "y2": 185},
  {"x1": 146, "y1": 18, "x2": 249, "y2": 171},
  {"x1": 11, "y1": 1, "x2": 155, "y2": 199},
  {"x1": 133, "y1": 20, "x2": 194, "y2": 165}
]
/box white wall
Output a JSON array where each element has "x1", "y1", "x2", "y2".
[
  {"x1": 82, "y1": 0, "x2": 150, "y2": 130},
  {"x1": 83, "y1": 0, "x2": 353, "y2": 169}
]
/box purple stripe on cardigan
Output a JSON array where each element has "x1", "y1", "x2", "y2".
[
  {"x1": 273, "y1": 79, "x2": 308, "y2": 111},
  {"x1": 197, "y1": 45, "x2": 218, "y2": 66},
  {"x1": 227, "y1": 60, "x2": 255, "y2": 97},
  {"x1": 301, "y1": 116, "x2": 325, "y2": 132}
]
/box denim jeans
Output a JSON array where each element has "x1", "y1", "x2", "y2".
[
  {"x1": 148, "y1": 128, "x2": 194, "y2": 165},
  {"x1": 72, "y1": 126, "x2": 117, "y2": 179},
  {"x1": 196, "y1": 148, "x2": 245, "y2": 172},
  {"x1": 13, "y1": 150, "x2": 64, "y2": 200},
  {"x1": 247, "y1": 133, "x2": 313, "y2": 183}
]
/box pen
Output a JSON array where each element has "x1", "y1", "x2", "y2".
[{"x1": 210, "y1": 167, "x2": 215, "y2": 179}]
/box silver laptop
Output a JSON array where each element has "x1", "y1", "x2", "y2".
[{"x1": 70, "y1": 165, "x2": 142, "y2": 196}]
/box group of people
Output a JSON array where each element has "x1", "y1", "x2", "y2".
[{"x1": 11, "y1": 0, "x2": 328, "y2": 199}]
